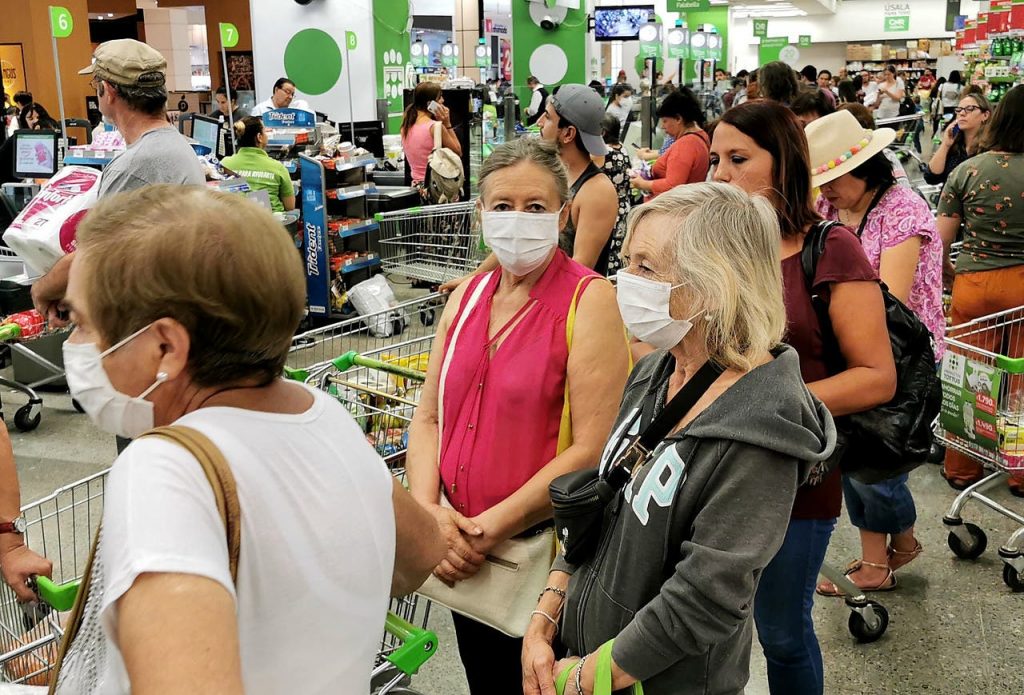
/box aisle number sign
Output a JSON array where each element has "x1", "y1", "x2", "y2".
[
  {"x1": 346, "y1": 31, "x2": 357, "y2": 51},
  {"x1": 639, "y1": 21, "x2": 663, "y2": 59},
  {"x1": 883, "y1": 2, "x2": 910, "y2": 32},
  {"x1": 940, "y1": 352, "x2": 1002, "y2": 451},
  {"x1": 753, "y1": 19, "x2": 768, "y2": 38},
  {"x1": 50, "y1": 6, "x2": 73, "y2": 38},
  {"x1": 667, "y1": 26, "x2": 689, "y2": 60},
  {"x1": 798, "y1": 35, "x2": 812, "y2": 47},
  {"x1": 219, "y1": 23, "x2": 239, "y2": 48}
]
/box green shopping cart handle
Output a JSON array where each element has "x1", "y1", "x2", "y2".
[
  {"x1": 35, "y1": 576, "x2": 79, "y2": 612},
  {"x1": 33, "y1": 579, "x2": 436, "y2": 678},
  {"x1": 384, "y1": 611, "x2": 438, "y2": 676},
  {"x1": 996, "y1": 354, "x2": 1024, "y2": 375},
  {"x1": 332, "y1": 351, "x2": 426, "y2": 383},
  {"x1": 283, "y1": 366, "x2": 309, "y2": 382}
]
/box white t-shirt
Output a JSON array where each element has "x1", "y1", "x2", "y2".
[
  {"x1": 940, "y1": 82, "x2": 962, "y2": 109},
  {"x1": 250, "y1": 97, "x2": 314, "y2": 117},
  {"x1": 55, "y1": 385, "x2": 396, "y2": 695},
  {"x1": 875, "y1": 77, "x2": 905, "y2": 119}
]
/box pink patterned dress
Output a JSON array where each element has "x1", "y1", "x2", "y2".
[{"x1": 816, "y1": 185, "x2": 945, "y2": 359}]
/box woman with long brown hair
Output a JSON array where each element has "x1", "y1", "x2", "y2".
[
  {"x1": 711, "y1": 101, "x2": 896, "y2": 694},
  {"x1": 400, "y1": 82, "x2": 462, "y2": 191}
]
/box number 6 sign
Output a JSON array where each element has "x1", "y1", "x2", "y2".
[{"x1": 50, "y1": 6, "x2": 73, "y2": 38}]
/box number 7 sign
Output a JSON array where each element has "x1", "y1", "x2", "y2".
[{"x1": 220, "y1": 23, "x2": 240, "y2": 49}]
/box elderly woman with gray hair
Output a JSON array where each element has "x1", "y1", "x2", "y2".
[
  {"x1": 406, "y1": 137, "x2": 631, "y2": 693},
  {"x1": 522, "y1": 183, "x2": 838, "y2": 695}
]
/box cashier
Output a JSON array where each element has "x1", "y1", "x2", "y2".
[
  {"x1": 250, "y1": 78, "x2": 313, "y2": 117},
  {"x1": 221, "y1": 116, "x2": 295, "y2": 213}
]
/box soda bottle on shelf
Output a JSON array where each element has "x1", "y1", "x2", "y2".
[{"x1": 0, "y1": 310, "x2": 45, "y2": 341}]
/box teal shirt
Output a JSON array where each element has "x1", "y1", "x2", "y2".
[{"x1": 221, "y1": 147, "x2": 294, "y2": 213}]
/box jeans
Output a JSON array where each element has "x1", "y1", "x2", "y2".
[
  {"x1": 754, "y1": 517, "x2": 837, "y2": 695},
  {"x1": 842, "y1": 474, "x2": 916, "y2": 534}
]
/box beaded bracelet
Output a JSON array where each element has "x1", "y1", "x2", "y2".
[
  {"x1": 575, "y1": 654, "x2": 589, "y2": 695},
  {"x1": 538, "y1": 586, "x2": 567, "y2": 602}
]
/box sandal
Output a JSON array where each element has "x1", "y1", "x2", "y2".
[
  {"x1": 888, "y1": 540, "x2": 923, "y2": 571},
  {"x1": 816, "y1": 560, "x2": 897, "y2": 597}
]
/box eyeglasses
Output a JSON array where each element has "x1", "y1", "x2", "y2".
[{"x1": 953, "y1": 105, "x2": 984, "y2": 115}]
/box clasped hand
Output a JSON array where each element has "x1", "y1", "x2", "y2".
[{"x1": 427, "y1": 504, "x2": 499, "y2": 586}]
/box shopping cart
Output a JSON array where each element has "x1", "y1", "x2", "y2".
[
  {"x1": 288, "y1": 293, "x2": 445, "y2": 385},
  {"x1": 0, "y1": 471, "x2": 439, "y2": 692},
  {"x1": 375, "y1": 202, "x2": 482, "y2": 285},
  {"x1": 935, "y1": 305, "x2": 1024, "y2": 592}
]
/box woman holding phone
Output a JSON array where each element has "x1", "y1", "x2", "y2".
[{"x1": 401, "y1": 82, "x2": 463, "y2": 197}]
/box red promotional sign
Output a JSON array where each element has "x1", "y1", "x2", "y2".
[
  {"x1": 1012, "y1": 0, "x2": 1024, "y2": 30},
  {"x1": 964, "y1": 18, "x2": 977, "y2": 45},
  {"x1": 955, "y1": 29, "x2": 965, "y2": 50},
  {"x1": 977, "y1": 11, "x2": 989, "y2": 40}
]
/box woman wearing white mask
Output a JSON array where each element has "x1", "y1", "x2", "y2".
[
  {"x1": 54, "y1": 185, "x2": 443, "y2": 693},
  {"x1": 522, "y1": 183, "x2": 837, "y2": 695},
  {"x1": 406, "y1": 138, "x2": 631, "y2": 694}
]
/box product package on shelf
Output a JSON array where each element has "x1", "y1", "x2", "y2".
[{"x1": 3, "y1": 166, "x2": 100, "y2": 274}]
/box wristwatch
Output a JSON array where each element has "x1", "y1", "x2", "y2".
[{"x1": 0, "y1": 516, "x2": 27, "y2": 535}]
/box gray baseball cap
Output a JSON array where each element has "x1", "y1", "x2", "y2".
[{"x1": 549, "y1": 84, "x2": 609, "y2": 157}]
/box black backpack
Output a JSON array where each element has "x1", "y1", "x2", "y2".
[
  {"x1": 898, "y1": 95, "x2": 917, "y2": 117},
  {"x1": 802, "y1": 218, "x2": 942, "y2": 483}
]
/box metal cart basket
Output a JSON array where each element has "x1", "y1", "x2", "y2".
[
  {"x1": 935, "y1": 305, "x2": 1024, "y2": 591},
  {"x1": 0, "y1": 468, "x2": 438, "y2": 691},
  {"x1": 375, "y1": 202, "x2": 481, "y2": 285}
]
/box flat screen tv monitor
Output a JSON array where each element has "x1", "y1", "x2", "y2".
[
  {"x1": 191, "y1": 114, "x2": 222, "y2": 154},
  {"x1": 12, "y1": 130, "x2": 59, "y2": 179},
  {"x1": 594, "y1": 5, "x2": 656, "y2": 41},
  {"x1": 337, "y1": 120, "x2": 385, "y2": 159}
]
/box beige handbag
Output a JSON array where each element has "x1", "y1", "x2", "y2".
[{"x1": 415, "y1": 274, "x2": 594, "y2": 637}]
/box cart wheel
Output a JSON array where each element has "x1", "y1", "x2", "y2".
[
  {"x1": 948, "y1": 522, "x2": 988, "y2": 560},
  {"x1": 1003, "y1": 563, "x2": 1024, "y2": 593},
  {"x1": 13, "y1": 405, "x2": 41, "y2": 433},
  {"x1": 420, "y1": 309, "x2": 436, "y2": 326},
  {"x1": 72, "y1": 399, "x2": 85, "y2": 414},
  {"x1": 848, "y1": 601, "x2": 889, "y2": 643}
]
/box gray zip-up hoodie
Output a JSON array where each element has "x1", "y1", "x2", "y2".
[{"x1": 557, "y1": 345, "x2": 836, "y2": 695}]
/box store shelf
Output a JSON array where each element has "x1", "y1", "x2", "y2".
[
  {"x1": 328, "y1": 219, "x2": 379, "y2": 238},
  {"x1": 338, "y1": 256, "x2": 381, "y2": 274},
  {"x1": 327, "y1": 157, "x2": 376, "y2": 173},
  {"x1": 328, "y1": 184, "x2": 378, "y2": 201}
]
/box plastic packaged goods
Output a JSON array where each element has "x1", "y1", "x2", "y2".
[{"x1": 0, "y1": 310, "x2": 45, "y2": 341}]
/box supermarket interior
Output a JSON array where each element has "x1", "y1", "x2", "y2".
[{"x1": 1, "y1": 0, "x2": 1024, "y2": 692}]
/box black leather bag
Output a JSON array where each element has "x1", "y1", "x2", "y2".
[
  {"x1": 550, "y1": 361, "x2": 724, "y2": 565},
  {"x1": 802, "y1": 216, "x2": 942, "y2": 484}
]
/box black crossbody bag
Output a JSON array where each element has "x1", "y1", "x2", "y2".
[{"x1": 549, "y1": 360, "x2": 724, "y2": 565}]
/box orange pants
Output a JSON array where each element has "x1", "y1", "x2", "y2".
[{"x1": 944, "y1": 265, "x2": 1024, "y2": 489}]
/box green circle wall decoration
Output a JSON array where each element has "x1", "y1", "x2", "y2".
[{"x1": 284, "y1": 28, "x2": 343, "y2": 95}]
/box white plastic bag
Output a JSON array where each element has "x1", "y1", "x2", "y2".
[
  {"x1": 348, "y1": 275, "x2": 405, "y2": 338},
  {"x1": 3, "y1": 166, "x2": 101, "y2": 274}
]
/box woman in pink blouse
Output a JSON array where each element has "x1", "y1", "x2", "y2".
[
  {"x1": 806, "y1": 110, "x2": 943, "y2": 596},
  {"x1": 406, "y1": 138, "x2": 631, "y2": 694}
]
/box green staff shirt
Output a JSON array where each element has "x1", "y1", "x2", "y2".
[
  {"x1": 938, "y1": 152, "x2": 1024, "y2": 273},
  {"x1": 221, "y1": 147, "x2": 294, "y2": 213}
]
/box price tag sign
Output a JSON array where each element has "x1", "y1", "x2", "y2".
[
  {"x1": 50, "y1": 6, "x2": 73, "y2": 39},
  {"x1": 219, "y1": 22, "x2": 239, "y2": 48}
]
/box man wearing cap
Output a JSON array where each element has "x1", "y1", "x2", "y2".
[
  {"x1": 538, "y1": 84, "x2": 620, "y2": 276},
  {"x1": 32, "y1": 39, "x2": 204, "y2": 323}
]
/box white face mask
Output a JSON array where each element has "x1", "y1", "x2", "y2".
[
  {"x1": 63, "y1": 323, "x2": 168, "y2": 439},
  {"x1": 620, "y1": 96, "x2": 634, "y2": 110},
  {"x1": 616, "y1": 271, "x2": 706, "y2": 349},
  {"x1": 481, "y1": 208, "x2": 561, "y2": 277}
]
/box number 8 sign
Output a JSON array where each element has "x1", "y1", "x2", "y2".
[{"x1": 50, "y1": 6, "x2": 73, "y2": 39}]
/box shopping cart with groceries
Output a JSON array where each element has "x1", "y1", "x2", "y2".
[
  {"x1": 0, "y1": 471, "x2": 439, "y2": 692},
  {"x1": 375, "y1": 202, "x2": 482, "y2": 287},
  {"x1": 287, "y1": 293, "x2": 445, "y2": 387},
  {"x1": 935, "y1": 305, "x2": 1024, "y2": 592}
]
